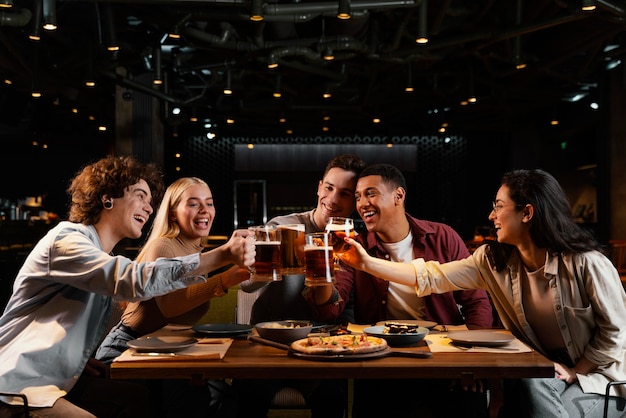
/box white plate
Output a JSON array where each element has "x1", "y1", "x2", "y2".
[
  {"x1": 376, "y1": 319, "x2": 438, "y2": 330},
  {"x1": 447, "y1": 330, "x2": 515, "y2": 347},
  {"x1": 363, "y1": 325, "x2": 429, "y2": 347},
  {"x1": 127, "y1": 336, "x2": 198, "y2": 352}
]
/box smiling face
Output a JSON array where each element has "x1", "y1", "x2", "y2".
[
  {"x1": 112, "y1": 179, "x2": 154, "y2": 240},
  {"x1": 488, "y1": 184, "x2": 526, "y2": 245},
  {"x1": 355, "y1": 174, "x2": 406, "y2": 242},
  {"x1": 313, "y1": 167, "x2": 359, "y2": 227},
  {"x1": 172, "y1": 183, "x2": 215, "y2": 242}
]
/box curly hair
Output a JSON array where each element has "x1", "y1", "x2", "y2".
[{"x1": 67, "y1": 155, "x2": 164, "y2": 225}]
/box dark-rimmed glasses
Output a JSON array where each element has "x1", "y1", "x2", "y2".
[{"x1": 491, "y1": 201, "x2": 524, "y2": 214}]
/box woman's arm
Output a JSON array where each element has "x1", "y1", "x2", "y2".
[{"x1": 337, "y1": 237, "x2": 418, "y2": 286}]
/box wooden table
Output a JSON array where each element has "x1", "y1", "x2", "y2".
[{"x1": 111, "y1": 337, "x2": 553, "y2": 417}]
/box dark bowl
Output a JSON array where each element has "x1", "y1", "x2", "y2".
[{"x1": 254, "y1": 320, "x2": 313, "y2": 344}]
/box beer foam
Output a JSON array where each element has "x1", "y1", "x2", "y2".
[
  {"x1": 277, "y1": 224, "x2": 305, "y2": 231},
  {"x1": 325, "y1": 223, "x2": 351, "y2": 231}
]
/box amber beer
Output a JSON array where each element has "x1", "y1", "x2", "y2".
[
  {"x1": 249, "y1": 226, "x2": 282, "y2": 282},
  {"x1": 325, "y1": 217, "x2": 355, "y2": 254},
  {"x1": 304, "y1": 232, "x2": 335, "y2": 286},
  {"x1": 277, "y1": 224, "x2": 305, "y2": 275}
]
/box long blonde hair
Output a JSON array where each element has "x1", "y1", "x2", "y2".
[{"x1": 136, "y1": 176, "x2": 209, "y2": 262}]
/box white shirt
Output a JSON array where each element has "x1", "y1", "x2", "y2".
[{"x1": 382, "y1": 231, "x2": 426, "y2": 320}]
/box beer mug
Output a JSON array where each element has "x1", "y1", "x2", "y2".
[
  {"x1": 249, "y1": 225, "x2": 282, "y2": 282},
  {"x1": 304, "y1": 232, "x2": 336, "y2": 286},
  {"x1": 276, "y1": 224, "x2": 305, "y2": 275}
]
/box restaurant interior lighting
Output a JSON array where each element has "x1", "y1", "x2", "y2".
[
  {"x1": 168, "y1": 25, "x2": 181, "y2": 40},
  {"x1": 337, "y1": 0, "x2": 351, "y2": 19},
  {"x1": 153, "y1": 45, "x2": 163, "y2": 85},
  {"x1": 84, "y1": 45, "x2": 96, "y2": 87},
  {"x1": 323, "y1": 47, "x2": 334, "y2": 61},
  {"x1": 272, "y1": 75, "x2": 282, "y2": 98},
  {"x1": 223, "y1": 70, "x2": 232, "y2": 95},
  {"x1": 415, "y1": 0, "x2": 428, "y2": 44},
  {"x1": 405, "y1": 62, "x2": 414, "y2": 92},
  {"x1": 29, "y1": 0, "x2": 42, "y2": 41},
  {"x1": 250, "y1": 0, "x2": 264, "y2": 21},
  {"x1": 467, "y1": 67, "x2": 477, "y2": 103},
  {"x1": 42, "y1": 0, "x2": 57, "y2": 31},
  {"x1": 581, "y1": 0, "x2": 596, "y2": 11},
  {"x1": 101, "y1": 3, "x2": 119, "y2": 51}
]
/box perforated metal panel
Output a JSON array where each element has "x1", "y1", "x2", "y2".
[{"x1": 164, "y1": 134, "x2": 469, "y2": 237}]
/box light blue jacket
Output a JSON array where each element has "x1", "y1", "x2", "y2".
[{"x1": 0, "y1": 221, "x2": 205, "y2": 407}]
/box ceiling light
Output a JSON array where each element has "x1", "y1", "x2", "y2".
[
  {"x1": 101, "y1": 3, "x2": 119, "y2": 51},
  {"x1": 169, "y1": 25, "x2": 181, "y2": 40},
  {"x1": 42, "y1": 0, "x2": 57, "y2": 31},
  {"x1": 323, "y1": 47, "x2": 334, "y2": 61},
  {"x1": 250, "y1": 0, "x2": 264, "y2": 21},
  {"x1": 273, "y1": 74, "x2": 282, "y2": 98},
  {"x1": 223, "y1": 70, "x2": 232, "y2": 95},
  {"x1": 0, "y1": 0, "x2": 13, "y2": 8},
  {"x1": 581, "y1": 0, "x2": 596, "y2": 11},
  {"x1": 415, "y1": 0, "x2": 428, "y2": 44},
  {"x1": 29, "y1": 0, "x2": 42, "y2": 41},
  {"x1": 153, "y1": 46, "x2": 162, "y2": 85},
  {"x1": 337, "y1": 0, "x2": 351, "y2": 20},
  {"x1": 405, "y1": 62, "x2": 414, "y2": 92}
]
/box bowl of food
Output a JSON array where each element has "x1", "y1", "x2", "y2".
[
  {"x1": 254, "y1": 320, "x2": 313, "y2": 344},
  {"x1": 363, "y1": 322, "x2": 429, "y2": 347}
]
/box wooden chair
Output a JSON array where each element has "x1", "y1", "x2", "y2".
[{"x1": 609, "y1": 240, "x2": 626, "y2": 287}]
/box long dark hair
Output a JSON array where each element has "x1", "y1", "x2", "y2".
[{"x1": 487, "y1": 169, "x2": 601, "y2": 270}]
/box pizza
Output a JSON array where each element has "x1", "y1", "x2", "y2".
[{"x1": 290, "y1": 334, "x2": 388, "y2": 355}]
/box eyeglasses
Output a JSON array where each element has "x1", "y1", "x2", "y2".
[{"x1": 491, "y1": 201, "x2": 524, "y2": 214}]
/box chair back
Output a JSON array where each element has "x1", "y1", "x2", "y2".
[
  {"x1": 236, "y1": 289, "x2": 259, "y2": 325},
  {"x1": 609, "y1": 240, "x2": 626, "y2": 276}
]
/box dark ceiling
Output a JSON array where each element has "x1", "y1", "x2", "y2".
[{"x1": 0, "y1": 0, "x2": 625, "y2": 140}]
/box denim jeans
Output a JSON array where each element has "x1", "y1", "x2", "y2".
[{"x1": 500, "y1": 377, "x2": 626, "y2": 418}]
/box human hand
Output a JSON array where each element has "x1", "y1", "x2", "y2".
[
  {"x1": 555, "y1": 362, "x2": 578, "y2": 384},
  {"x1": 225, "y1": 230, "x2": 256, "y2": 268},
  {"x1": 335, "y1": 237, "x2": 369, "y2": 269},
  {"x1": 84, "y1": 357, "x2": 109, "y2": 378}
]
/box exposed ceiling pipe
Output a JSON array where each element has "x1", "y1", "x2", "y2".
[
  {"x1": 0, "y1": 7, "x2": 31, "y2": 26},
  {"x1": 596, "y1": 0, "x2": 626, "y2": 16},
  {"x1": 264, "y1": 0, "x2": 420, "y2": 15}
]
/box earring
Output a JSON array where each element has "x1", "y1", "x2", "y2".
[{"x1": 103, "y1": 200, "x2": 113, "y2": 209}]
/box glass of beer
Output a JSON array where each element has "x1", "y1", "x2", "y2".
[
  {"x1": 276, "y1": 224, "x2": 306, "y2": 275},
  {"x1": 304, "y1": 232, "x2": 336, "y2": 286},
  {"x1": 325, "y1": 217, "x2": 355, "y2": 271},
  {"x1": 325, "y1": 217, "x2": 355, "y2": 254},
  {"x1": 249, "y1": 225, "x2": 282, "y2": 282}
]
